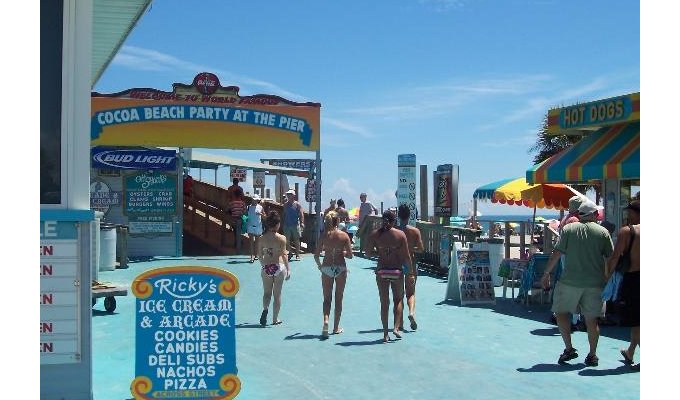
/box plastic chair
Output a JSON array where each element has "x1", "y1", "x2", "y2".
[{"x1": 520, "y1": 254, "x2": 560, "y2": 305}]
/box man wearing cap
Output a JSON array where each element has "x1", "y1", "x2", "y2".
[
  {"x1": 540, "y1": 200, "x2": 614, "y2": 367},
  {"x1": 606, "y1": 200, "x2": 640, "y2": 370},
  {"x1": 247, "y1": 194, "x2": 264, "y2": 263},
  {"x1": 283, "y1": 189, "x2": 305, "y2": 260},
  {"x1": 357, "y1": 192, "x2": 378, "y2": 256}
]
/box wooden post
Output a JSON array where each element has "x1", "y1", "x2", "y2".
[{"x1": 504, "y1": 221, "x2": 511, "y2": 259}]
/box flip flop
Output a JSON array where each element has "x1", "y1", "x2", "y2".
[
  {"x1": 408, "y1": 315, "x2": 418, "y2": 331},
  {"x1": 620, "y1": 349, "x2": 634, "y2": 365},
  {"x1": 321, "y1": 323, "x2": 329, "y2": 338},
  {"x1": 272, "y1": 320, "x2": 283, "y2": 325},
  {"x1": 392, "y1": 330, "x2": 402, "y2": 339},
  {"x1": 333, "y1": 327, "x2": 343, "y2": 335}
]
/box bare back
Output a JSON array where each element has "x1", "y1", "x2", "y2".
[
  {"x1": 367, "y1": 227, "x2": 411, "y2": 269},
  {"x1": 317, "y1": 228, "x2": 353, "y2": 267},
  {"x1": 258, "y1": 231, "x2": 288, "y2": 266},
  {"x1": 402, "y1": 225, "x2": 424, "y2": 260}
]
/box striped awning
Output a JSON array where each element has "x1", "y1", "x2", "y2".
[{"x1": 526, "y1": 121, "x2": 639, "y2": 184}]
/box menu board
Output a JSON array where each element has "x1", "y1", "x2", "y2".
[
  {"x1": 124, "y1": 171, "x2": 177, "y2": 215},
  {"x1": 40, "y1": 220, "x2": 81, "y2": 364},
  {"x1": 131, "y1": 266, "x2": 241, "y2": 400},
  {"x1": 455, "y1": 249, "x2": 495, "y2": 305}
]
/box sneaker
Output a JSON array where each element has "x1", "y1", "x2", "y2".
[
  {"x1": 584, "y1": 353, "x2": 599, "y2": 367},
  {"x1": 558, "y1": 347, "x2": 578, "y2": 364}
]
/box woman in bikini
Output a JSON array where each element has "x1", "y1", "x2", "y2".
[
  {"x1": 258, "y1": 210, "x2": 291, "y2": 326},
  {"x1": 365, "y1": 210, "x2": 412, "y2": 343},
  {"x1": 314, "y1": 211, "x2": 353, "y2": 338}
]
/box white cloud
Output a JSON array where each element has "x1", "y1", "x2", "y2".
[
  {"x1": 111, "y1": 46, "x2": 309, "y2": 102},
  {"x1": 323, "y1": 117, "x2": 374, "y2": 139}
]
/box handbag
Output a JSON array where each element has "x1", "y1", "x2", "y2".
[{"x1": 614, "y1": 225, "x2": 636, "y2": 273}]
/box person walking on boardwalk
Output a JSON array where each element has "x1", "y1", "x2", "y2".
[
  {"x1": 246, "y1": 194, "x2": 264, "y2": 263},
  {"x1": 366, "y1": 210, "x2": 413, "y2": 343},
  {"x1": 357, "y1": 192, "x2": 378, "y2": 255},
  {"x1": 396, "y1": 204, "x2": 424, "y2": 331},
  {"x1": 258, "y1": 210, "x2": 291, "y2": 326},
  {"x1": 540, "y1": 200, "x2": 613, "y2": 367},
  {"x1": 228, "y1": 188, "x2": 247, "y2": 251},
  {"x1": 282, "y1": 189, "x2": 305, "y2": 261},
  {"x1": 607, "y1": 200, "x2": 640, "y2": 371},
  {"x1": 314, "y1": 211, "x2": 353, "y2": 338}
]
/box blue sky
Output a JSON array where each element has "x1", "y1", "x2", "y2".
[{"x1": 93, "y1": 0, "x2": 640, "y2": 217}]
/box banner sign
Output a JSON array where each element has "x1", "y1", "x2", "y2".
[
  {"x1": 230, "y1": 167, "x2": 247, "y2": 183},
  {"x1": 91, "y1": 147, "x2": 177, "y2": 170},
  {"x1": 91, "y1": 73, "x2": 320, "y2": 151},
  {"x1": 128, "y1": 215, "x2": 174, "y2": 235},
  {"x1": 455, "y1": 250, "x2": 495, "y2": 306},
  {"x1": 124, "y1": 171, "x2": 177, "y2": 215},
  {"x1": 434, "y1": 164, "x2": 453, "y2": 217},
  {"x1": 547, "y1": 92, "x2": 640, "y2": 134},
  {"x1": 131, "y1": 266, "x2": 241, "y2": 400},
  {"x1": 260, "y1": 158, "x2": 316, "y2": 173},
  {"x1": 397, "y1": 154, "x2": 417, "y2": 225}
]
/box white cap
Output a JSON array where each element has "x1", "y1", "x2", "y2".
[
  {"x1": 285, "y1": 189, "x2": 296, "y2": 195},
  {"x1": 252, "y1": 194, "x2": 261, "y2": 201},
  {"x1": 578, "y1": 200, "x2": 603, "y2": 217}
]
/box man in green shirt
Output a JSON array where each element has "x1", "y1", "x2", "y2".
[{"x1": 541, "y1": 200, "x2": 613, "y2": 367}]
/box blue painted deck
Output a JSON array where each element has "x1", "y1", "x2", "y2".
[{"x1": 93, "y1": 254, "x2": 640, "y2": 400}]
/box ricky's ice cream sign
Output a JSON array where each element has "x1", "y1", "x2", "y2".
[
  {"x1": 547, "y1": 92, "x2": 639, "y2": 135},
  {"x1": 91, "y1": 72, "x2": 320, "y2": 151}
]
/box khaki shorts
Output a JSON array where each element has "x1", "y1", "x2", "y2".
[
  {"x1": 283, "y1": 225, "x2": 300, "y2": 241},
  {"x1": 551, "y1": 281, "x2": 603, "y2": 317}
]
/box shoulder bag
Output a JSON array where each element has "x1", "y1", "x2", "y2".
[{"x1": 614, "y1": 225, "x2": 636, "y2": 273}]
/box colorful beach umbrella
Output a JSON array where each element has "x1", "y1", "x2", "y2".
[{"x1": 473, "y1": 177, "x2": 581, "y2": 210}]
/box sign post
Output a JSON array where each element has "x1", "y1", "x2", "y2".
[{"x1": 397, "y1": 154, "x2": 417, "y2": 225}]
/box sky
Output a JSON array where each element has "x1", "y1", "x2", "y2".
[{"x1": 91, "y1": 0, "x2": 640, "y2": 218}]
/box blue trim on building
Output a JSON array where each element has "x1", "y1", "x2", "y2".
[{"x1": 40, "y1": 209, "x2": 95, "y2": 221}]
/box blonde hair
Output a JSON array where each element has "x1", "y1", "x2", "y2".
[{"x1": 324, "y1": 211, "x2": 339, "y2": 230}]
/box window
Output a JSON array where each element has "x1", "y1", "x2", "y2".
[{"x1": 40, "y1": 0, "x2": 63, "y2": 204}]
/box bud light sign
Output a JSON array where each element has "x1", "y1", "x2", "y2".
[{"x1": 92, "y1": 147, "x2": 176, "y2": 170}]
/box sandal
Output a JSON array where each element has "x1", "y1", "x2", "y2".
[
  {"x1": 584, "y1": 353, "x2": 599, "y2": 367},
  {"x1": 620, "y1": 349, "x2": 634, "y2": 365},
  {"x1": 408, "y1": 315, "x2": 418, "y2": 331},
  {"x1": 558, "y1": 347, "x2": 578, "y2": 364}
]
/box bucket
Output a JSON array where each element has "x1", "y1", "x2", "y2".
[{"x1": 99, "y1": 224, "x2": 117, "y2": 271}]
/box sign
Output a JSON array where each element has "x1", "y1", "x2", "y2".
[
  {"x1": 124, "y1": 171, "x2": 177, "y2": 215},
  {"x1": 230, "y1": 166, "x2": 247, "y2": 182},
  {"x1": 91, "y1": 73, "x2": 320, "y2": 151},
  {"x1": 260, "y1": 158, "x2": 316, "y2": 174},
  {"x1": 434, "y1": 164, "x2": 453, "y2": 217},
  {"x1": 305, "y1": 178, "x2": 316, "y2": 202},
  {"x1": 439, "y1": 234, "x2": 451, "y2": 269},
  {"x1": 40, "y1": 220, "x2": 81, "y2": 364},
  {"x1": 397, "y1": 154, "x2": 417, "y2": 225},
  {"x1": 90, "y1": 179, "x2": 121, "y2": 215},
  {"x1": 253, "y1": 171, "x2": 265, "y2": 188},
  {"x1": 547, "y1": 92, "x2": 640, "y2": 134},
  {"x1": 91, "y1": 147, "x2": 177, "y2": 170},
  {"x1": 131, "y1": 266, "x2": 241, "y2": 400},
  {"x1": 455, "y1": 250, "x2": 495, "y2": 306},
  {"x1": 128, "y1": 215, "x2": 174, "y2": 235}
]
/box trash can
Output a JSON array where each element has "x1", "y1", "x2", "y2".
[
  {"x1": 99, "y1": 223, "x2": 117, "y2": 271},
  {"x1": 115, "y1": 225, "x2": 129, "y2": 269}
]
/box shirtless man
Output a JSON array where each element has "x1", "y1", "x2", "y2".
[
  {"x1": 366, "y1": 210, "x2": 412, "y2": 342},
  {"x1": 396, "y1": 204, "x2": 424, "y2": 331},
  {"x1": 607, "y1": 200, "x2": 640, "y2": 371}
]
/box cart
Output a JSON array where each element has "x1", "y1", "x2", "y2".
[{"x1": 92, "y1": 281, "x2": 128, "y2": 313}]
